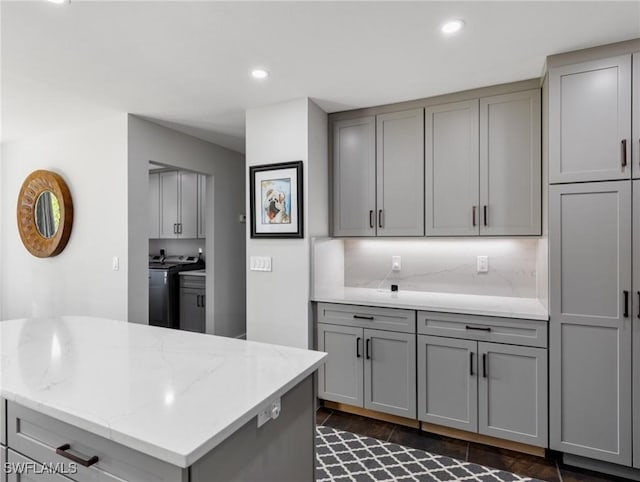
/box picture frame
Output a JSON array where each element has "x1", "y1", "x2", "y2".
[{"x1": 250, "y1": 161, "x2": 303, "y2": 238}]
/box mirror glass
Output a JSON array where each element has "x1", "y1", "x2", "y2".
[{"x1": 35, "y1": 190, "x2": 61, "y2": 238}]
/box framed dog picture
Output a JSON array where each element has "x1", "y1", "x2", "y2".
[{"x1": 250, "y1": 161, "x2": 303, "y2": 238}]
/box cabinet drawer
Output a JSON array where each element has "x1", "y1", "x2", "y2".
[
  {"x1": 180, "y1": 275, "x2": 205, "y2": 289},
  {"x1": 6, "y1": 449, "x2": 74, "y2": 482},
  {"x1": 317, "y1": 303, "x2": 416, "y2": 333},
  {"x1": 417, "y1": 311, "x2": 547, "y2": 348},
  {"x1": 7, "y1": 402, "x2": 186, "y2": 482}
]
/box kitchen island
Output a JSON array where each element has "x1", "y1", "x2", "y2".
[{"x1": 0, "y1": 316, "x2": 326, "y2": 481}]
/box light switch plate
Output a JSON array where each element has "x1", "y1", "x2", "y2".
[
  {"x1": 391, "y1": 256, "x2": 401, "y2": 272},
  {"x1": 250, "y1": 256, "x2": 272, "y2": 272},
  {"x1": 477, "y1": 256, "x2": 489, "y2": 273}
]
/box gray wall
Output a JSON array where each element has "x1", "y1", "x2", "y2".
[
  {"x1": 245, "y1": 98, "x2": 329, "y2": 349},
  {"x1": 1, "y1": 114, "x2": 130, "y2": 320},
  {"x1": 128, "y1": 116, "x2": 246, "y2": 337}
]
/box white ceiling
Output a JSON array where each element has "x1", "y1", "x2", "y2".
[{"x1": 2, "y1": 1, "x2": 639, "y2": 153}]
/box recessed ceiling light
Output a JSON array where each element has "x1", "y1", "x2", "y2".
[
  {"x1": 441, "y1": 19, "x2": 464, "y2": 35},
  {"x1": 48, "y1": 0, "x2": 69, "y2": 4},
  {"x1": 251, "y1": 69, "x2": 269, "y2": 80}
]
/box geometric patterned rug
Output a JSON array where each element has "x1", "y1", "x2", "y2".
[{"x1": 316, "y1": 426, "x2": 543, "y2": 482}]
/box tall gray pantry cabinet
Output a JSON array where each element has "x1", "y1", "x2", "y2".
[{"x1": 549, "y1": 47, "x2": 640, "y2": 471}]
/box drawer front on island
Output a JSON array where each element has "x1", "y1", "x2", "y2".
[
  {"x1": 1, "y1": 446, "x2": 6, "y2": 482},
  {"x1": 7, "y1": 402, "x2": 186, "y2": 482},
  {"x1": 6, "y1": 449, "x2": 73, "y2": 482},
  {"x1": 417, "y1": 311, "x2": 547, "y2": 348},
  {"x1": 317, "y1": 303, "x2": 416, "y2": 333}
]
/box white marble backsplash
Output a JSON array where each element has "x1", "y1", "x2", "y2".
[{"x1": 343, "y1": 238, "x2": 539, "y2": 298}]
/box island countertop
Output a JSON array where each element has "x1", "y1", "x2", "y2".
[{"x1": 0, "y1": 316, "x2": 326, "y2": 468}]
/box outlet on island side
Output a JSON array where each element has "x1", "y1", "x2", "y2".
[{"x1": 477, "y1": 255, "x2": 489, "y2": 273}]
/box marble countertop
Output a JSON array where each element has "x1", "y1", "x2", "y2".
[
  {"x1": 179, "y1": 269, "x2": 206, "y2": 277},
  {"x1": 312, "y1": 287, "x2": 548, "y2": 321},
  {"x1": 0, "y1": 317, "x2": 326, "y2": 467}
]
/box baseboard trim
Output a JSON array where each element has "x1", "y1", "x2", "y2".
[
  {"x1": 563, "y1": 453, "x2": 640, "y2": 481},
  {"x1": 234, "y1": 333, "x2": 247, "y2": 340},
  {"x1": 420, "y1": 422, "x2": 545, "y2": 458},
  {"x1": 322, "y1": 401, "x2": 420, "y2": 429}
]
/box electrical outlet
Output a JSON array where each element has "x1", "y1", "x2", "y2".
[
  {"x1": 477, "y1": 256, "x2": 489, "y2": 273},
  {"x1": 257, "y1": 398, "x2": 281, "y2": 428},
  {"x1": 112, "y1": 256, "x2": 119, "y2": 271},
  {"x1": 392, "y1": 256, "x2": 401, "y2": 272}
]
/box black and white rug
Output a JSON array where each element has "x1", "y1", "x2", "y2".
[{"x1": 316, "y1": 426, "x2": 542, "y2": 482}]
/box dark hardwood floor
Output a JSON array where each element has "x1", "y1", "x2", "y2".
[{"x1": 316, "y1": 407, "x2": 629, "y2": 482}]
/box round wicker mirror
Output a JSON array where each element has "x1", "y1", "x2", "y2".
[{"x1": 17, "y1": 170, "x2": 73, "y2": 258}]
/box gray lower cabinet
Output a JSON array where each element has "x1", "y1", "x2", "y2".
[
  {"x1": 376, "y1": 109, "x2": 425, "y2": 236},
  {"x1": 6, "y1": 450, "x2": 73, "y2": 482},
  {"x1": 425, "y1": 100, "x2": 480, "y2": 236},
  {"x1": 418, "y1": 335, "x2": 477, "y2": 432},
  {"x1": 179, "y1": 276, "x2": 205, "y2": 333},
  {"x1": 317, "y1": 322, "x2": 416, "y2": 419},
  {"x1": 332, "y1": 117, "x2": 376, "y2": 237},
  {"x1": 479, "y1": 89, "x2": 541, "y2": 236},
  {"x1": 549, "y1": 55, "x2": 632, "y2": 183},
  {"x1": 550, "y1": 181, "x2": 632, "y2": 466},
  {"x1": 634, "y1": 180, "x2": 640, "y2": 469}
]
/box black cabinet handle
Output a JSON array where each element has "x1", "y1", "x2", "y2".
[
  {"x1": 621, "y1": 139, "x2": 628, "y2": 167},
  {"x1": 196, "y1": 295, "x2": 201, "y2": 307},
  {"x1": 366, "y1": 339, "x2": 371, "y2": 359},
  {"x1": 369, "y1": 210, "x2": 374, "y2": 229},
  {"x1": 482, "y1": 354, "x2": 487, "y2": 378},
  {"x1": 469, "y1": 352, "x2": 474, "y2": 376},
  {"x1": 472, "y1": 206, "x2": 477, "y2": 227},
  {"x1": 201, "y1": 295, "x2": 205, "y2": 308},
  {"x1": 56, "y1": 444, "x2": 99, "y2": 468},
  {"x1": 356, "y1": 337, "x2": 361, "y2": 358},
  {"x1": 465, "y1": 325, "x2": 491, "y2": 332},
  {"x1": 353, "y1": 314, "x2": 374, "y2": 320},
  {"x1": 624, "y1": 290, "x2": 629, "y2": 318},
  {"x1": 378, "y1": 210, "x2": 383, "y2": 229},
  {"x1": 637, "y1": 291, "x2": 640, "y2": 319},
  {"x1": 483, "y1": 205, "x2": 488, "y2": 227}
]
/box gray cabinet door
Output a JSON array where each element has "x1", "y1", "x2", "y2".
[
  {"x1": 549, "y1": 55, "x2": 632, "y2": 183},
  {"x1": 478, "y1": 342, "x2": 547, "y2": 447},
  {"x1": 7, "y1": 450, "x2": 73, "y2": 482},
  {"x1": 634, "y1": 180, "x2": 640, "y2": 468},
  {"x1": 180, "y1": 287, "x2": 205, "y2": 333},
  {"x1": 179, "y1": 171, "x2": 198, "y2": 239},
  {"x1": 159, "y1": 171, "x2": 179, "y2": 238},
  {"x1": 363, "y1": 329, "x2": 416, "y2": 418},
  {"x1": 149, "y1": 173, "x2": 160, "y2": 239},
  {"x1": 549, "y1": 181, "x2": 632, "y2": 465},
  {"x1": 480, "y1": 89, "x2": 541, "y2": 236},
  {"x1": 317, "y1": 323, "x2": 364, "y2": 406},
  {"x1": 425, "y1": 100, "x2": 480, "y2": 236},
  {"x1": 633, "y1": 53, "x2": 640, "y2": 180},
  {"x1": 197, "y1": 174, "x2": 207, "y2": 238},
  {"x1": 417, "y1": 335, "x2": 477, "y2": 432},
  {"x1": 376, "y1": 109, "x2": 425, "y2": 236},
  {"x1": 332, "y1": 117, "x2": 376, "y2": 237}
]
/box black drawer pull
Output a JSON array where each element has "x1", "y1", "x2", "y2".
[
  {"x1": 465, "y1": 325, "x2": 491, "y2": 332},
  {"x1": 353, "y1": 314, "x2": 374, "y2": 320},
  {"x1": 482, "y1": 354, "x2": 488, "y2": 378},
  {"x1": 56, "y1": 444, "x2": 99, "y2": 467},
  {"x1": 483, "y1": 205, "x2": 488, "y2": 227},
  {"x1": 623, "y1": 290, "x2": 629, "y2": 318},
  {"x1": 469, "y1": 352, "x2": 474, "y2": 376},
  {"x1": 356, "y1": 337, "x2": 361, "y2": 358}
]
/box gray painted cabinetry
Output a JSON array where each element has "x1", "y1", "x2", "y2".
[
  {"x1": 151, "y1": 171, "x2": 204, "y2": 239},
  {"x1": 425, "y1": 90, "x2": 541, "y2": 236},
  {"x1": 317, "y1": 304, "x2": 417, "y2": 418},
  {"x1": 417, "y1": 312, "x2": 548, "y2": 447},
  {"x1": 634, "y1": 53, "x2": 640, "y2": 179},
  {"x1": 549, "y1": 55, "x2": 632, "y2": 183},
  {"x1": 634, "y1": 180, "x2": 640, "y2": 469},
  {"x1": 333, "y1": 110, "x2": 425, "y2": 237},
  {"x1": 179, "y1": 275, "x2": 205, "y2": 333},
  {"x1": 149, "y1": 173, "x2": 160, "y2": 238},
  {"x1": 549, "y1": 181, "x2": 632, "y2": 465}
]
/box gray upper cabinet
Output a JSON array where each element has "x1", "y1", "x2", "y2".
[
  {"x1": 159, "y1": 171, "x2": 179, "y2": 238},
  {"x1": 549, "y1": 181, "x2": 632, "y2": 465},
  {"x1": 633, "y1": 53, "x2": 640, "y2": 180},
  {"x1": 425, "y1": 100, "x2": 480, "y2": 236},
  {"x1": 480, "y1": 89, "x2": 541, "y2": 236},
  {"x1": 417, "y1": 335, "x2": 477, "y2": 433},
  {"x1": 332, "y1": 117, "x2": 376, "y2": 236},
  {"x1": 478, "y1": 342, "x2": 547, "y2": 447},
  {"x1": 158, "y1": 171, "x2": 200, "y2": 239},
  {"x1": 549, "y1": 55, "x2": 632, "y2": 183},
  {"x1": 376, "y1": 109, "x2": 425, "y2": 236},
  {"x1": 634, "y1": 180, "x2": 640, "y2": 469},
  {"x1": 364, "y1": 329, "x2": 416, "y2": 418},
  {"x1": 317, "y1": 323, "x2": 364, "y2": 407},
  {"x1": 149, "y1": 172, "x2": 160, "y2": 238},
  {"x1": 179, "y1": 172, "x2": 198, "y2": 239},
  {"x1": 197, "y1": 174, "x2": 207, "y2": 238}
]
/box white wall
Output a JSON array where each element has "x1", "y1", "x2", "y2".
[
  {"x1": 0, "y1": 114, "x2": 129, "y2": 320},
  {"x1": 128, "y1": 116, "x2": 246, "y2": 337},
  {"x1": 245, "y1": 98, "x2": 328, "y2": 349}
]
